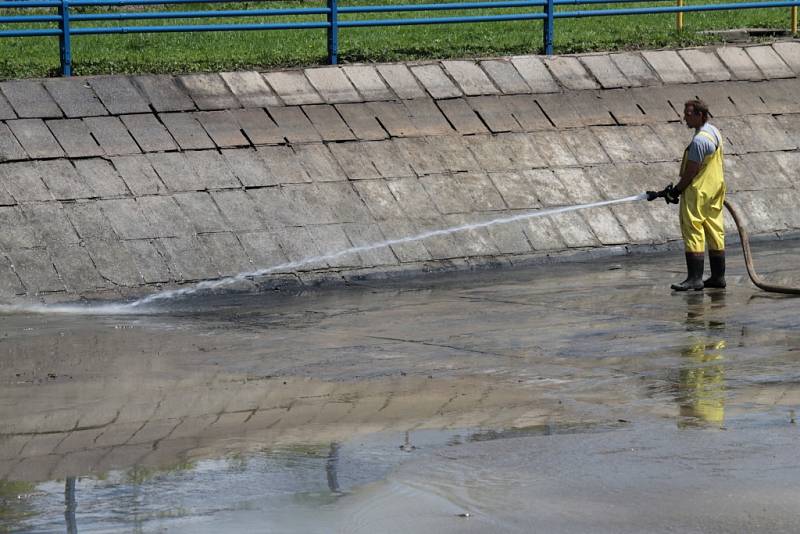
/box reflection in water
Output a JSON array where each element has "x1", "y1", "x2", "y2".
[
  {"x1": 326, "y1": 443, "x2": 341, "y2": 494},
  {"x1": 678, "y1": 291, "x2": 728, "y2": 428},
  {"x1": 65, "y1": 477, "x2": 77, "y2": 534}
]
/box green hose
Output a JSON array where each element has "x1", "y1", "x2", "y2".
[{"x1": 724, "y1": 200, "x2": 800, "y2": 295}]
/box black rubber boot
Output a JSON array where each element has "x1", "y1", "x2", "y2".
[
  {"x1": 671, "y1": 252, "x2": 705, "y2": 291},
  {"x1": 703, "y1": 250, "x2": 726, "y2": 289}
]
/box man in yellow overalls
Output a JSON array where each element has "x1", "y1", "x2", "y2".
[{"x1": 653, "y1": 100, "x2": 726, "y2": 291}]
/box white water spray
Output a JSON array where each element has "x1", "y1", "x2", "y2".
[{"x1": 1, "y1": 194, "x2": 646, "y2": 315}]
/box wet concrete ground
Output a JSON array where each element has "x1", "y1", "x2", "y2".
[{"x1": 1, "y1": 239, "x2": 800, "y2": 533}]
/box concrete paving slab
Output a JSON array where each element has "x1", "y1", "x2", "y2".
[
  {"x1": 88, "y1": 76, "x2": 150, "y2": 115},
  {"x1": 723, "y1": 82, "x2": 772, "y2": 115},
  {"x1": 173, "y1": 192, "x2": 228, "y2": 233},
  {"x1": 744, "y1": 114, "x2": 797, "y2": 151},
  {"x1": 386, "y1": 176, "x2": 440, "y2": 219},
  {"x1": 525, "y1": 168, "x2": 573, "y2": 207},
  {"x1": 756, "y1": 79, "x2": 800, "y2": 114},
  {"x1": 576, "y1": 205, "x2": 628, "y2": 244},
  {"x1": 364, "y1": 141, "x2": 414, "y2": 178},
  {"x1": 510, "y1": 56, "x2": 560, "y2": 93},
  {"x1": 543, "y1": 56, "x2": 599, "y2": 90},
  {"x1": 302, "y1": 104, "x2": 355, "y2": 141},
  {"x1": 678, "y1": 49, "x2": 731, "y2": 82},
  {"x1": 404, "y1": 98, "x2": 452, "y2": 137},
  {"x1": 221, "y1": 148, "x2": 276, "y2": 188},
  {"x1": 569, "y1": 91, "x2": 616, "y2": 127},
  {"x1": 468, "y1": 96, "x2": 521, "y2": 133},
  {"x1": 279, "y1": 183, "x2": 337, "y2": 225},
  {"x1": 306, "y1": 224, "x2": 361, "y2": 268},
  {"x1": 73, "y1": 158, "x2": 129, "y2": 198},
  {"x1": 410, "y1": 64, "x2": 462, "y2": 99},
  {"x1": 328, "y1": 143, "x2": 381, "y2": 180},
  {"x1": 0, "y1": 81, "x2": 62, "y2": 118},
  {"x1": 775, "y1": 114, "x2": 800, "y2": 150},
  {"x1": 775, "y1": 151, "x2": 800, "y2": 189},
  {"x1": 716, "y1": 47, "x2": 764, "y2": 80},
  {"x1": 335, "y1": 103, "x2": 389, "y2": 140},
  {"x1": 211, "y1": 190, "x2": 266, "y2": 232},
  {"x1": 503, "y1": 95, "x2": 552, "y2": 131},
  {"x1": 420, "y1": 172, "x2": 505, "y2": 214},
  {"x1": 7, "y1": 248, "x2": 63, "y2": 293},
  {"x1": 7, "y1": 119, "x2": 64, "y2": 159},
  {"x1": 159, "y1": 113, "x2": 215, "y2": 150},
  {"x1": 691, "y1": 84, "x2": 741, "y2": 117},
  {"x1": 559, "y1": 129, "x2": 612, "y2": 166},
  {"x1": 501, "y1": 132, "x2": 548, "y2": 169},
  {"x1": 112, "y1": 155, "x2": 167, "y2": 196},
  {"x1": 377, "y1": 218, "x2": 431, "y2": 262},
  {"x1": 198, "y1": 232, "x2": 252, "y2": 276},
  {"x1": 0, "y1": 255, "x2": 25, "y2": 295},
  {"x1": 772, "y1": 42, "x2": 800, "y2": 74},
  {"x1": 45, "y1": 119, "x2": 103, "y2": 158},
  {"x1": 0, "y1": 123, "x2": 26, "y2": 162},
  {"x1": 533, "y1": 94, "x2": 582, "y2": 129},
  {"x1": 63, "y1": 202, "x2": 118, "y2": 241},
  {"x1": 609, "y1": 52, "x2": 659, "y2": 87},
  {"x1": 649, "y1": 121, "x2": 688, "y2": 158},
  {"x1": 343, "y1": 66, "x2": 394, "y2": 101},
  {"x1": 124, "y1": 239, "x2": 171, "y2": 284},
  {"x1": 50, "y1": 244, "x2": 108, "y2": 292},
  {"x1": 43, "y1": 79, "x2": 107, "y2": 118},
  {"x1": 256, "y1": 145, "x2": 311, "y2": 184},
  {"x1": 553, "y1": 167, "x2": 602, "y2": 204},
  {"x1": 712, "y1": 117, "x2": 752, "y2": 155},
  {"x1": 263, "y1": 71, "x2": 323, "y2": 106},
  {"x1": 146, "y1": 152, "x2": 200, "y2": 192},
  {"x1": 236, "y1": 231, "x2": 288, "y2": 268},
  {"x1": 195, "y1": 111, "x2": 250, "y2": 148},
  {"x1": 579, "y1": 54, "x2": 629, "y2": 89},
  {"x1": 437, "y1": 99, "x2": 487, "y2": 135},
  {"x1": 159, "y1": 236, "x2": 217, "y2": 281},
  {"x1": 488, "y1": 171, "x2": 542, "y2": 209},
  {"x1": 272, "y1": 226, "x2": 329, "y2": 270},
  {"x1": 628, "y1": 86, "x2": 681, "y2": 122},
  {"x1": 84, "y1": 116, "x2": 141, "y2": 156},
  {"x1": 367, "y1": 101, "x2": 417, "y2": 137},
  {"x1": 482, "y1": 213, "x2": 533, "y2": 254},
  {"x1": 120, "y1": 114, "x2": 178, "y2": 153},
  {"x1": 520, "y1": 213, "x2": 566, "y2": 250},
  {"x1": 293, "y1": 144, "x2": 347, "y2": 182},
  {"x1": 556, "y1": 211, "x2": 600, "y2": 248},
  {"x1": 316, "y1": 182, "x2": 371, "y2": 222},
  {"x1": 376, "y1": 64, "x2": 427, "y2": 100},
  {"x1": 99, "y1": 198, "x2": 156, "y2": 240},
  {"x1": 246, "y1": 187, "x2": 306, "y2": 228},
  {"x1": 230, "y1": 108, "x2": 284, "y2": 145},
  {"x1": 341, "y1": 223, "x2": 397, "y2": 266},
  {"x1": 220, "y1": 72, "x2": 281, "y2": 108},
  {"x1": 393, "y1": 137, "x2": 446, "y2": 176},
  {"x1": 134, "y1": 75, "x2": 195, "y2": 112},
  {"x1": 442, "y1": 213, "x2": 501, "y2": 257},
  {"x1": 0, "y1": 206, "x2": 38, "y2": 249},
  {"x1": 590, "y1": 125, "x2": 637, "y2": 164},
  {"x1": 0, "y1": 93, "x2": 15, "y2": 120},
  {"x1": 526, "y1": 131, "x2": 578, "y2": 168},
  {"x1": 352, "y1": 179, "x2": 406, "y2": 221},
  {"x1": 267, "y1": 106, "x2": 322, "y2": 143},
  {"x1": 186, "y1": 150, "x2": 241, "y2": 189},
  {"x1": 179, "y1": 73, "x2": 239, "y2": 110},
  {"x1": 480, "y1": 60, "x2": 531, "y2": 95},
  {"x1": 442, "y1": 60, "x2": 499, "y2": 96},
  {"x1": 463, "y1": 134, "x2": 515, "y2": 172},
  {"x1": 739, "y1": 152, "x2": 793, "y2": 190},
  {"x1": 37, "y1": 159, "x2": 94, "y2": 200},
  {"x1": 642, "y1": 50, "x2": 696, "y2": 84},
  {"x1": 305, "y1": 67, "x2": 361, "y2": 104},
  {"x1": 426, "y1": 136, "x2": 480, "y2": 173},
  {"x1": 413, "y1": 216, "x2": 466, "y2": 259},
  {"x1": 0, "y1": 173, "x2": 14, "y2": 206},
  {"x1": 137, "y1": 195, "x2": 194, "y2": 237},
  {"x1": 0, "y1": 161, "x2": 52, "y2": 202},
  {"x1": 746, "y1": 45, "x2": 794, "y2": 79},
  {"x1": 625, "y1": 124, "x2": 674, "y2": 162}
]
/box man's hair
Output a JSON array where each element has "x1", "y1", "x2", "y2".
[{"x1": 684, "y1": 99, "x2": 710, "y2": 121}]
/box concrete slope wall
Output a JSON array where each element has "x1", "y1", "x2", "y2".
[{"x1": 0, "y1": 42, "x2": 799, "y2": 301}]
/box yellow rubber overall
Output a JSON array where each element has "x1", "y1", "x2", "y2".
[{"x1": 679, "y1": 130, "x2": 726, "y2": 253}]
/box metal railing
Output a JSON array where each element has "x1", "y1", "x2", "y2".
[{"x1": 1, "y1": 0, "x2": 798, "y2": 76}]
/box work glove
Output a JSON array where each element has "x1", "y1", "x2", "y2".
[{"x1": 663, "y1": 184, "x2": 680, "y2": 204}]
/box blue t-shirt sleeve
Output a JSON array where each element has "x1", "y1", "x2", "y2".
[{"x1": 686, "y1": 128, "x2": 718, "y2": 163}]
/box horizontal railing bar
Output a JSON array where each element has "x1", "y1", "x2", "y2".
[
  {"x1": 0, "y1": 1, "x2": 59, "y2": 7},
  {"x1": 339, "y1": 12, "x2": 546, "y2": 25},
  {"x1": 339, "y1": 1, "x2": 544, "y2": 13},
  {"x1": 555, "y1": 0, "x2": 799, "y2": 17},
  {"x1": 69, "y1": 21, "x2": 329, "y2": 33},
  {"x1": 0, "y1": 15, "x2": 61, "y2": 23},
  {"x1": 70, "y1": 0, "x2": 319, "y2": 5},
  {"x1": 71, "y1": 8, "x2": 330, "y2": 21},
  {"x1": 0, "y1": 29, "x2": 62, "y2": 36}
]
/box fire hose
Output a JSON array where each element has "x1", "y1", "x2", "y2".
[{"x1": 646, "y1": 185, "x2": 800, "y2": 295}]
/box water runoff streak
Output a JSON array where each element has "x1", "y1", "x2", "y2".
[{"x1": 1, "y1": 194, "x2": 646, "y2": 315}]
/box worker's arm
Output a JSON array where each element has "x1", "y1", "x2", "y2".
[{"x1": 675, "y1": 160, "x2": 701, "y2": 194}]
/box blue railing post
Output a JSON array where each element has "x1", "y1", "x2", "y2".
[
  {"x1": 543, "y1": 0, "x2": 554, "y2": 55},
  {"x1": 58, "y1": 0, "x2": 72, "y2": 76},
  {"x1": 327, "y1": 0, "x2": 339, "y2": 64}
]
